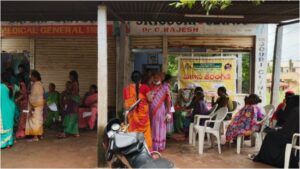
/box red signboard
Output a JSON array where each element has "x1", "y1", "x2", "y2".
[{"x1": 1, "y1": 24, "x2": 113, "y2": 37}]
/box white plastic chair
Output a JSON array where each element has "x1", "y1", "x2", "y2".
[
  {"x1": 284, "y1": 133, "x2": 300, "y2": 169},
  {"x1": 237, "y1": 104, "x2": 275, "y2": 154},
  {"x1": 253, "y1": 104, "x2": 275, "y2": 150},
  {"x1": 194, "y1": 107, "x2": 228, "y2": 154},
  {"x1": 189, "y1": 104, "x2": 218, "y2": 145},
  {"x1": 222, "y1": 101, "x2": 240, "y2": 138}
]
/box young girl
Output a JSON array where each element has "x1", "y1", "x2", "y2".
[{"x1": 44, "y1": 83, "x2": 60, "y2": 129}]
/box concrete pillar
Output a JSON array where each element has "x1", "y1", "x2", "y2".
[
  {"x1": 162, "y1": 35, "x2": 168, "y2": 73},
  {"x1": 29, "y1": 38, "x2": 35, "y2": 69},
  {"x1": 97, "y1": 5, "x2": 108, "y2": 167},
  {"x1": 271, "y1": 25, "x2": 283, "y2": 106},
  {"x1": 115, "y1": 23, "x2": 126, "y2": 114},
  {"x1": 237, "y1": 54, "x2": 243, "y2": 93}
]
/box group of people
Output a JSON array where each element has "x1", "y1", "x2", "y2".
[
  {"x1": 124, "y1": 71, "x2": 172, "y2": 152},
  {"x1": 1, "y1": 66, "x2": 98, "y2": 149},
  {"x1": 124, "y1": 70, "x2": 237, "y2": 152}
]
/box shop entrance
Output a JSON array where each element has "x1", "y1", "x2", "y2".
[{"x1": 132, "y1": 49, "x2": 163, "y2": 74}]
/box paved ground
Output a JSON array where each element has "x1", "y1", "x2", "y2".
[{"x1": 1, "y1": 130, "x2": 272, "y2": 168}]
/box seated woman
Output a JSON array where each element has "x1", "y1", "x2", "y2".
[
  {"x1": 78, "y1": 85, "x2": 98, "y2": 130},
  {"x1": 251, "y1": 95, "x2": 299, "y2": 168},
  {"x1": 212, "y1": 86, "x2": 234, "y2": 113},
  {"x1": 174, "y1": 87, "x2": 194, "y2": 135},
  {"x1": 44, "y1": 83, "x2": 60, "y2": 129},
  {"x1": 270, "y1": 91, "x2": 294, "y2": 127},
  {"x1": 226, "y1": 94, "x2": 264, "y2": 142},
  {"x1": 185, "y1": 90, "x2": 209, "y2": 126}
]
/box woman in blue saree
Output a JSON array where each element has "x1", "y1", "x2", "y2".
[{"x1": 1, "y1": 72, "x2": 16, "y2": 148}]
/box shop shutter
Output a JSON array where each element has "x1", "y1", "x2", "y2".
[
  {"x1": 1, "y1": 38, "x2": 31, "y2": 52},
  {"x1": 168, "y1": 36, "x2": 254, "y2": 49},
  {"x1": 35, "y1": 37, "x2": 116, "y2": 107},
  {"x1": 130, "y1": 36, "x2": 162, "y2": 49}
]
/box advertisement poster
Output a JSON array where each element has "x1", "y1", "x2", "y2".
[{"x1": 179, "y1": 57, "x2": 236, "y2": 98}]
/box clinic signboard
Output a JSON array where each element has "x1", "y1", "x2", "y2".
[{"x1": 129, "y1": 21, "x2": 257, "y2": 35}]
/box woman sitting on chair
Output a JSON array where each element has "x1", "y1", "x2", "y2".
[
  {"x1": 78, "y1": 84, "x2": 98, "y2": 130},
  {"x1": 225, "y1": 94, "x2": 264, "y2": 142},
  {"x1": 251, "y1": 95, "x2": 299, "y2": 168}
]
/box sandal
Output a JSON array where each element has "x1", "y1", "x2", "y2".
[
  {"x1": 56, "y1": 133, "x2": 67, "y2": 139},
  {"x1": 27, "y1": 138, "x2": 39, "y2": 142},
  {"x1": 248, "y1": 154, "x2": 256, "y2": 160}
]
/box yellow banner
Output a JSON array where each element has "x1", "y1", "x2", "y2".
[{"x1": 179, "y1": 57, "x2": 236, "y2": 98}]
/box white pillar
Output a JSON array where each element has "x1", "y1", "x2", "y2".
[
  {"x1": 271, "y1": 25, "x2": 284, "y2": 106},
  {"x1": 254, "y1": 24, "x2": 268, "y2": 105},
  {"x1": 97, "y1": 5, "x2": 108, "y2": 167}
]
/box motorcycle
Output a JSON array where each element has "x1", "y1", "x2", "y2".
[{"x1": 103, "y1": 99, "x2": 175, "y2": 168}]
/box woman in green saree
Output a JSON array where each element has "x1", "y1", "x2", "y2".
[{"x1": 57, "y1": 70, "x2": 80, "y2": 138}]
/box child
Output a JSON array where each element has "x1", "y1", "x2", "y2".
[{"x1": 44, "y1": 83, "x2": 60, "y2": 129}]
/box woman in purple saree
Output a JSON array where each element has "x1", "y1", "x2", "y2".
[{"x1": 149, "y1": 72, "x2": 171, "y2": 152}]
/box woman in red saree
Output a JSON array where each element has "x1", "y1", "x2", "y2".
[
  {"x1": 123, "y1": 71, "x2": 152, "y2": 150},
  {"x1": 78, "y1": 85, "x2": 98, "y2": 130},
  {"x1": 15, "y1": 77, "x2": 28, "y2": 138}
]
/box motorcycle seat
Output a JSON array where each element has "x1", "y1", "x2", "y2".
[{"x1": 114, "y1": 133, "x2": 144, "y2": 149}]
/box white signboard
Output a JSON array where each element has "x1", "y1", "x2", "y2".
[{"x1": 129, "y1": 21, "x2": 257, "y2": 36}]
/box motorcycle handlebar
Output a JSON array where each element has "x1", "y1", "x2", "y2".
[{"x1": 124, "y1": 99, "x2": 141, "y2": 125}]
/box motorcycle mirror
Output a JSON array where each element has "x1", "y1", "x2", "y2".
[
  {"x1": 127, "y1": 99, "x2": 141, "y2": 112},
  {"x1": 111, "y1": 123, "x2": 121, "y2": 131},
  {"x1": 107, "y1": 130, "x2": 115, "y2": 138}
]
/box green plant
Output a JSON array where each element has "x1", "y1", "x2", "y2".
[
  {"x1": 170, "y1": 0, "x2": 264, "y2": 14},
  {"x1": 242, "y1": 54, "x2": 250, "y2": 93},
  {"x1": 167, "y1": 55, "x2": 179, "y2": 76}
]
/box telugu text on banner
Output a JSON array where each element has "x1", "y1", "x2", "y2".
[{"x1": 179, "y1": 57, "x2": 236, "y2": 98}]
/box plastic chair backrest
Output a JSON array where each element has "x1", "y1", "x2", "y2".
[
  {"x1": 231, "y1": 101, "x2": 239, "y2": 112},
  {"x1": 208, "y1": 104, "x2": 218, "y2": 118},
  {"x1": 193, "y1": 104, "x2": 218, "y2": 126},
  {"x1": 212, "y1": 107, "x2": 228, "y2": 130},
  {"x1": 264, "y1": 104, "x2": 275, "y2": 118},
  {"x1": 258, "y1": 104, "x2": 275, "y2": 133}
]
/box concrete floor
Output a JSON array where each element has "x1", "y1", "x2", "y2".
[{"x1": 1, "y1": 130, "x2": 272, "y2": 168}]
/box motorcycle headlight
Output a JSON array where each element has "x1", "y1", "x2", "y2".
[{"x1": 111, "y1": 123, "x2": 121, "y2": 131}]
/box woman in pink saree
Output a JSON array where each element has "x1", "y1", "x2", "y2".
[
  {"x1": 150, "y1": 72, "x2": 171, "y2": 152},
  {"x1": 78, "y1": 85, "x2": 97, "y2": 130}
]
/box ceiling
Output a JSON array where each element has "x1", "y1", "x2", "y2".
[{"x1": 1, "y1": 1, "x2": 299, "y2": 23}]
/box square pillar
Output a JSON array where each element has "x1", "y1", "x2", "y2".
[
  {"x1": 97, "y1": 5, "x2": 108, "y2": 167},
  {"x1": 271, "y1": 25, "x2": 284, "y2": 106}
]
